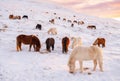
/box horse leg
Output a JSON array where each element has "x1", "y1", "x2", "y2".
[
  {"x1": 66, "y1": 46, "x2": 68, "y2": 53},
  {"x1": 62, "y1": 48, "x2": 64, "y2": 53},
  {"x1": 16, "y1": 41, "x2": 19, "y2": 51},
  {"x1": 52, "y1": 45, "x2": 54, "y2": 50},
  {"x1": 93, "y1": 59, "x2": 97, "y2": 71},
  {"x1": 29, "y1": 44, "x2": 32, "y2": 51},
  {"x1": 103, "y1": 43, "x2": 105, "y2": 48},
  {"x1": 98, "y1": 43, "x2": 100, "y2": 47},
  {"x1": 17, "y1": 45, "x2": 19, "y2": 51},
  {"x1": 98, "y1": 59, "x2": 103, "y2": 72},
  {"x1": 19, "y1": 42, "x2": 22, "y2": 51},
  {"x1": 33, "y1": 44, "x2": 36, "y2": 51},
  {"x1": 17, "y1": 45, "x2": 20, "y2": 51},
  {"x1": 46, "y1": 45, "x2": 51, "y2": 52},
  {"x1": 62, "y1": 45, "x2": 64, "y2": 53},
  {"x1": 79, "y1": 61, "x2": 83, "y2": 73},
  {"x1": 64, "y1": 45, "x2": 68, "y2": 53}
]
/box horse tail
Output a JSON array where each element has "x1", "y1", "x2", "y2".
[
  {"x1": 102, "y1": 38, "x2": 106, "y2": 47},
  {"x1": 97, "y1": 47, "x2": 103, "y2": 71},
  {"x1": 16, "y1": 36, "x2": 21, "y2": 51},
  {"x1": 16, "y1": 37, "x2": 19, "y2": 51},
  {"x1": 64, "y1": 38, "x2": 68, "y2": 52}
]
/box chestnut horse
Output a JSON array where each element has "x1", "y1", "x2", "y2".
[
  {"x1": 93, "y1": 38, "x2": 106, "y2": 48},
  {"x1": 16, "y1": 34, "x2": 41, "y2": 52},
  {"x1": 9, "y1": 14, "x2": 21, "y2": 20},
  {"x1": 62, "y1": 37, "x2": 70, "y2": 53},
  {"x1": 45, "y1": 38, "x2": 55, "y2": 52}
]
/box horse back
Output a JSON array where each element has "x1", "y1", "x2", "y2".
[
  {"x1": 98, "y1": 38, "x2": 105, "y2": 43},
  {"x1": 71, "y1": 46, "x2": 102, "y2": 60},
  {"x1": 17, "y1": 34, "x2": 33, "y2": 44}
]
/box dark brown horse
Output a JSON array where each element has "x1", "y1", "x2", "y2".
[
  {"x1": 93, "y1": 38, "x2": 106, "y2": 48},
  {"x1": 45, "y1": 38, "x2": 55, "y2": 52},
  {"x1": 16, "y1": 34, "x2": 41, "y2": 52},
  {"x1": 49, "y1": 19, "x2": 55, "y2": 24},
  {"x1": 62, "y1": 37, "x2": 70, "y2": 53},
  {"x1": 22, "y1": 15, "x2": 28, "y2": 19},
  {"x1": 36, "y1": 24, "x2": 42, "y2": 30},
  {"x1": 87, "y1": 25, "x2": 96, "y2": 29}
]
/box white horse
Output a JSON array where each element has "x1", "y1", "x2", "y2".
[
  {"x1": 68, "y1": 46, "x2": 103, "y2": 73},
  {"x1": 72, "y1": 37, "x2": 82, "y2": 49},
  {"x1": 48, "y1": 28, "x2": 57, "y2": 35}
]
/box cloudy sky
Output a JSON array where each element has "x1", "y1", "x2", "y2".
[{"x1": 46, "y1": 0, "x2": 120, "y2": 18}]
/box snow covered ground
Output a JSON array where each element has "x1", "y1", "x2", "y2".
[{"x1": 0, "y1": 0, "x2": 120, "y2": 81}]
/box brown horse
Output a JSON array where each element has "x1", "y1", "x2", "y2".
[
  {"x1": 49, "y1": 19, "x2": 55, "y2": 24},
  {"x1": 16, "y1": 34, "x2": 41, "y2": 52},
  {"x1": 9, "y1": 14, "x2": 21, "y2": 20},
  {"x1": 93, "y1": 38, "x2": 106, "y2": 48},
  {"x1": 45, "y1": 38, "x2": 55, "y2": 52},
  {"x1": 62, "y1": 37, "x2": 70, "y2": 53},
  {"x1": 87, "y1": 25, "x2": 96, "y2": 29}
]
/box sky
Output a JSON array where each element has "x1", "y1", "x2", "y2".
[{"x1": 46, "y1": 0, "x2": 120, "y2": 19}]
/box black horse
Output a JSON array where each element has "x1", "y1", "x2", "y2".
[
  {"x1": 45, "y1": 38, "x2": 55, "y2": 52},
  {"x1": 22, "y1": 15, "x2": 28, "y2": 19},
  {"x1": 36, "y1": 24, "x2": 42, "y2": 30}
]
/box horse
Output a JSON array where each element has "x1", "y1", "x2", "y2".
[
  {"x1": 16, "y1": 34, "x2": 41, "y2": 52},
  {"x1": 36, "y1": 24, "x2": 42, "y2": 30},
  {"x1": 87, "y1": 25, "x2": 96, "y2": 29},
  {"x1": 73, "y1": 20, "x2": 77, "y2": 23},
  {"x1": 93, "y1": 38, "x2": 106, "y2": 48},
  {"x1": 54, "y1": 13, "x2": 56, "y2": 15},
  {"x1": 45, "y1": 38, "x2": 55, "y2": 52},
  {"x1": 71, "y1": 23, "x2": 74, "y2": 27},
  {"x1": 9, "y1": 14, "x2": 14, "y2": 19},
  {"x1": 78, "y1": 21, "x2": 84, "y2": 25},
  {"x1": 48, "y1": 28, "x2": 57, "y2": 35},
  {"x1": 67, "y1": 20, "x2": 72, "y2": 23},
  {"x1": 49, "y1": 19, "x2": 55, "y2": 24},
  {"x1": 63, "y1": 18, "x2": 66, "y2": 21},
  {"x1": 22, "y1": 15, "x2": 28, "y2": 19},
  {"x1": 9, "y1": 14, "x2": 21, "y2": 20},
  {"x1": 62, "y1": 37, "x2": 70, "y2": 53},
  {"x1": 68, "y1": 46, "x2": 103, "y2": 73},
  {"x1": 58, "y1": 17, "x2": 60, "y2": 19},
  {"x1": 72, "y1": 37, "x2": 82, "y2": 49}
]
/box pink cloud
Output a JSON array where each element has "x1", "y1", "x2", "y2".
[{"x1": 32, "y1": 0, "x2": 120, "y2": 18}]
